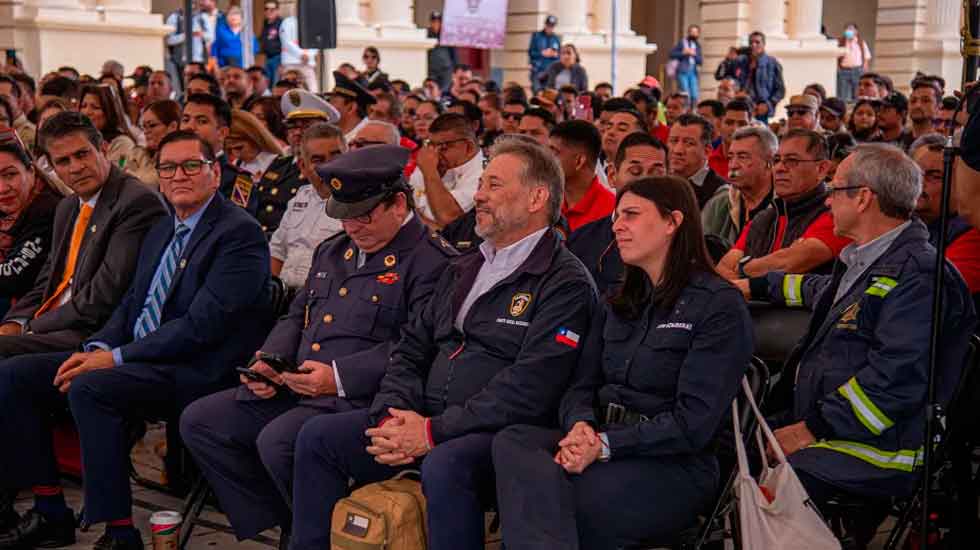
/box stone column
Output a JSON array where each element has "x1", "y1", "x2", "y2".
[
  {"x1": 925, "y1": 0, "x2": 960, "y2": 39},
  {"x1": 787, "y1": 0, "x2": 824, "y2": 41},
  {"x1": 750, "y1": 0, "x2": 786, "y2": 39},
  {"x1": 593, "y1": 0, "x2": 633, "y2": 35},
  {"x1": 553, "y1": 0, "x2": 590, "y2": 36},
  {"x1": 367, "y1": 0, "x2": 415, "y2": 29},
  {"x1": 337, "y1": 0, "x2": 364, "y2": 26}
]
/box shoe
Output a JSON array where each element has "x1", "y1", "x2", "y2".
[
  {"x1": 0, "y1": 508, "x2": 75, "y2": 548},
  {"x1": 278, "y1": 529, "x2": 290, "y2": 550},
  {"x1": 92, "y1": 531, "x2": 143, "y2": 550}
]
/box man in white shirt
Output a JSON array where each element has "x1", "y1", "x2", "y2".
[
  {"x1": 410, "y1": 113, "x2": 484, "y2": 228},
  {"x1": 278, "y1": 15, "x2": 318, "y2": 93},
  {"x1": 269, "y1": 123, "x2": 346, "y2": 289}
]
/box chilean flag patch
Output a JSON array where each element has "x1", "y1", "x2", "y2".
[{"x1": 555, "y1": 328, "x2": 580, "y2": 348}]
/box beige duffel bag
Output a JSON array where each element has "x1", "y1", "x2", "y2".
[{"x1": 331, "y1": 471, "x2": 427, "y2": 550}]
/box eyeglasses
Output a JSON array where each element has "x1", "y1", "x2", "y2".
[
  {"x1": 772, "y1": 155, "x2": 822, "y2": 169},
  {"x1": 157, "y1": 159, "x2": 214, "y2": 179},
  {"x1": 828, "y1": 185, "x2": 868, "y2": 194},
  {"x1": 786, "y1": 109, "x2": 812, "y2": 117},
  {"x1": 427, "y1": 137, "x2": 469, "y2": 150}
]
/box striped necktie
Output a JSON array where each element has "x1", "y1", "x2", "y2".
[{"x1": 133, "y1": 223, "x2": 191, "y2": 340}]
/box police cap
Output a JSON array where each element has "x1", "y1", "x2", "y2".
[
  {"x1": 318, "y1": 145, "x2": 411, "y2": 220},
  {"x1": 327, "y1": 71, "x2": 377, "y2": 108},
  {"x1": 281, "y1": 89, "x2": 340, "y2": 123}
]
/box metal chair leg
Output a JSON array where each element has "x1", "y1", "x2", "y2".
[{"x1": 178, "y1": 477, "x2": 210, "y2": 550}]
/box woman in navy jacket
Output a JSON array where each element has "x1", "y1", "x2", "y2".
[{"x1": 492, "y1": 176, "x2": 754, "y2": 549}]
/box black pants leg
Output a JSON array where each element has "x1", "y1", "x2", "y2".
[
  {"x1": 493, "y1": 424, "x2": 718, "y2": 550},
  {"x1": 179, "y1": 388, "x2": 302, "y2": 540}
]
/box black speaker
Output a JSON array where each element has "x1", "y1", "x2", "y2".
[{"x1": 298, "y1": 0, "x2": 337, "y2": 50}]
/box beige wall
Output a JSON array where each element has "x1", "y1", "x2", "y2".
[{"x1": 822, "y1": 0, "x2": 879, "y2": 65}]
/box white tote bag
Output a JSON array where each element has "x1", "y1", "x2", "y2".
[{"x1": 732, "y1": 378, "x2": 841, "y2": 550}]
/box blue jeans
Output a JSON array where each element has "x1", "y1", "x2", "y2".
[
  {"x1": 677, "y1": 70, "x2": 700, "y2": 102},
  {"x1": 265, "y1": 55, "x2": 281, "y2": 83},
  {"x1": 837, "y1": 66, "x2": 862, "y2": 102}
]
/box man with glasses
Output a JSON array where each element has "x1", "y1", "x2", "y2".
[
  {"x1": 910, "y1": 135, "x2": 980, "y2": 294},
  {"x1": 181, "y1": 93, "x2": 258, "y2": 215},
  {"x1": 350, "y1": 120, "x2": 400, "y2": 150},
  {"x1": 0, "y1": 112, "x2": 166, "y2": 358},
  {"x1": 717, "y1": 128, "x2": 851, "y2": 281},
  {"x1": 259, "y1": 1, "x2": 284, "y2": 84},
  {"x1": 0, "y1": 130, "x2": 271, "y2": 550},
  {"x1": 269, "y1": 123, "x2": 347, "y2": 291},
  {"x1": 743, "y1": 144, "x2": 975, "y2": 545},
  {"x1": 368, "y1": 92, "x2": 419, "y2": 152},
  {"x1": 410, "y1": 113, "x2": 484, "y2": 228},
  {"x1": 180, "y1": 145, "x2": 454, "y2": 549},
  {"x1": 785, "y1": 94, "x2": 820, "y2": 131},
  {"x1": 253, "y1": 90, "x2": 339, "y2": 237},
  {"x1": 501, "y1": 98, "x2": 527, "y2": 134}
]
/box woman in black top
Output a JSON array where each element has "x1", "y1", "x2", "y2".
[
  {"x1": 493, "y1": 176, "x2": 754, "y2": 549},
  {"x1": 0, "y1": 129, "x2": 61, "y2": 316}
]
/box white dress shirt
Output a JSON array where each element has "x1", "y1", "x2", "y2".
[
  {"x1": 269, "y1": 184, "x2": 344, "y2": 289},
  {"x1": 409, "y1": 150, "x2": 485, "y2": 221}
]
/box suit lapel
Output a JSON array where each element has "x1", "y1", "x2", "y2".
[
  {"x1": 75, "y1": 169, "x2": 122, "y2": 271},
  {"x1": 165, "y1": 195, "x2": 221, "y2": 300}
]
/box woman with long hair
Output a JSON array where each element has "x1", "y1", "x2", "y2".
[
  {"x1": 847, "y1": 97, "x2": 882, "y2": 143},
  {"x1": 493, "y1": 176, "x2": 754, "y2": 549},
  {"x1": 126, "y1": 100, "x2": 180, "y2": 190},
  {"x1": 0, "y1": 128, "x2": 64, "y2": 315},
  {"x1": 78, "y1": 84, "x2": 139, "y2": 167},
  {"x1": 542, "y1": 44, "x2": 589, "y2": 92},
  {"x1": 243, "y1": 95, "x2": 288, "y2": 146},
  {"x1": 226, "y1": 109, "x2": 285, "y2": 181}
]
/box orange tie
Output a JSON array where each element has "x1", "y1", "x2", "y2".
[{"x1": 35, "y1": 204, "x2": 94, "y2": 317}]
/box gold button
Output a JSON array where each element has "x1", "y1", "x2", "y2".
[
  {"x1": 291, "y1": 187, "x2": 298, "y2": 194},
  {"x1": 323, "y1": 314, "x2": 333, "y2": 323},
  {"x1": 371, "y1": 295, "x2": 379, "y2": 303},
  {"x1": 338, "y1": 287, "x2": 348, "y2": 297},
  {"x1": 271, "y1": 188, "x2": 279, "y2": 195},
  {"x1": 265, "y1": 205, "x2": 274, "y2": 212},
  {"x1": 311, "y1": 343, "x2": 321, "y2": 351}
]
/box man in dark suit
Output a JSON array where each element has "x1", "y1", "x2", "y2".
[
  {"x1": 180, "y1": 145, "x2": 455, "y2": 546},
  {"x1": 0, "y1": 111, "x2": 167, "y2": 358},
  {"x1": 0, "y1": 130, "x2": 271, "y2": 550},
  {"x1": 667, "y1": 113, "x2": 727, "y2": 208},
  {"x1": 180, "y1": 92, "x2": 258, "y2": 215}
]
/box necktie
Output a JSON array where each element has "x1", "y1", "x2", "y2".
[
  {"x1": 133, "y1": 224, "x2": 191, "y2": 340},
  {"x1": 35, "y1": 203, "x2": 94, "y2": 317}
]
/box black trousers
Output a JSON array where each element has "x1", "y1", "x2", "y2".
[
  {"x1": 492, "y1": 424, "x2": 718, "y2": 550},
  {"x1": 0, "y1": 330, "x2": 88, "y2": 359},
  {"x1": 0, "y1": 351, "x2": 178, "y2": 523},
  {"x1": 290, "y1": 408, "x2": 495, "y2": 550}
]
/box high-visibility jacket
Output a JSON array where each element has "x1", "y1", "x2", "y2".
[{"x1": 761, "y1": 220, "x2": 976, "y2": 498}]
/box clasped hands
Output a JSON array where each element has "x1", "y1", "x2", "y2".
[
  {"x1": 365, "y1": 408, "x2": 430, "y2": 467},
  {"x1": 554, "y1": 421, "x2": 603, "y2": 474},
  {"x1": 51, "y1": 350, "x2": 115, "y2": 393}
]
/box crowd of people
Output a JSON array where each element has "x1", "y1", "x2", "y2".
[{"x1": 1, "y1": 14, "x2": 980, "y2": 550}]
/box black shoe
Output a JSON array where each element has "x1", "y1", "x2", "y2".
[
  {"x1": 278, "y1": 529, "x2": 290, "y2": 550},
  {"x1": 0, "y1": 508, "x2": 75, "y2": 548},
  {"x1": 92, "y1": 531, "x2": 143, "y2": 550}
]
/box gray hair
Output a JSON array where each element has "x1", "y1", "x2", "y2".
[
  {"x1": 302, "y1": 122, "x2": 348, "y2": 152},
  {"x1": 357, "y1": 120, "x2": 400, "y2": 144},
  {"x1": 489, "y1": 139, "x2": 564, "y2": 225},
  {"x1": 908, "y1": 133, "x2": 946, "y2": 157},
  {"x1": 732, "y1": 125, "x2": 778, "y2": 158},
  {"x1": 844, "y1": 143, "x2": 921, "y2": 219}
]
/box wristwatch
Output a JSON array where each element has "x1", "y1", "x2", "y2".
[
  {"x1": 737, "y1": 255, "x2": 753, "y2": 279},
  {"x1": 598, "y1": 433, "x2": 611, "y2": 462}
]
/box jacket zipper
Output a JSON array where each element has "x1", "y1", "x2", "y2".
[{"x1": 441, "y1": 339, "x2": 465, "y2": 407}]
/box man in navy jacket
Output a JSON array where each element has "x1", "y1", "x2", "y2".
[
  {"x1": 0, "y1": 130, "x2": 271, "y2": 550},
  {"x1": 735, "y1": 31, "x2": 785, "y2": 122}
]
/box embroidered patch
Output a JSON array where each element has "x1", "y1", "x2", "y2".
[
  {"x1": 232, "y1": 175, "x2": 253, "y2": 208},
  {"x1": 509, "y1": 292, "x2": 532, "y2": 317},
  {"x1": 836, "y1": 302, "x2": 860, "y2": 330},
  {"x1": 377, "y1": 272, "x2": 400, "y2": 285},
  {"x1": 496, "y1": 318, "x2": 530, "y2": 327},
  {"x1": 555, "y1": 328, "x2": 580, "y2": 348},
  {"x1": 265, "y1": 171, "x2": 279, "y2": 180},
  {"x1": 656, "y1": 322, "x2": 693, "y2": 331}
]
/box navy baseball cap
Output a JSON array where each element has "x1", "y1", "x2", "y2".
[
  {"x1": 545, "y1": 15, "x2": 557, "y2": 26},
  {"x1": 318, "y1": 145, "x2": 411, "y2": 220}
]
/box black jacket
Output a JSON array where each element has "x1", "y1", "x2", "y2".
[
  {"x1": 369, "y1": 228, "x2": 597, "y2": 442},
  {"x1": 255, "y1": 154, "x2": 303, "y2": 237},
  {"x1": 692, "y1": 168, "x2": 727, "y2": 209},
  {"x1": 542, "y1": 63, "x2": 589, "y2": 92},
  {"x1": 219, "y1": 154, "x2": 258, "y2": 216},
  {"x1": 566, "y1": 216, "x2": 622, "y2": 297},
  {"x1": 561, "y1": 272, "x2": 754, "y2": 458},
  {"x1": 0, "y1": 186, "x2": 62, "y2": 301}
]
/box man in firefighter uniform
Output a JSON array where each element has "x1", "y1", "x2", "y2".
[
  {"x1": 746, "y1": 144, "x2": 976, "y2": 540},
  {"x1": 179, "y1": 144, "x2": 455, "y2": 545},
  {"x1": 255, "y1": 89, "x2": 340, "y2": 237}
]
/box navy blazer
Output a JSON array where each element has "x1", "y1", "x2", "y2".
[{"x1": 87, "y1": 193, "x2": 272, "y2": 407}]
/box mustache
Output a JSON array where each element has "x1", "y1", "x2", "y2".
[{"x1": 729, "y1": 169, "x2": 742, "y2": 179}]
